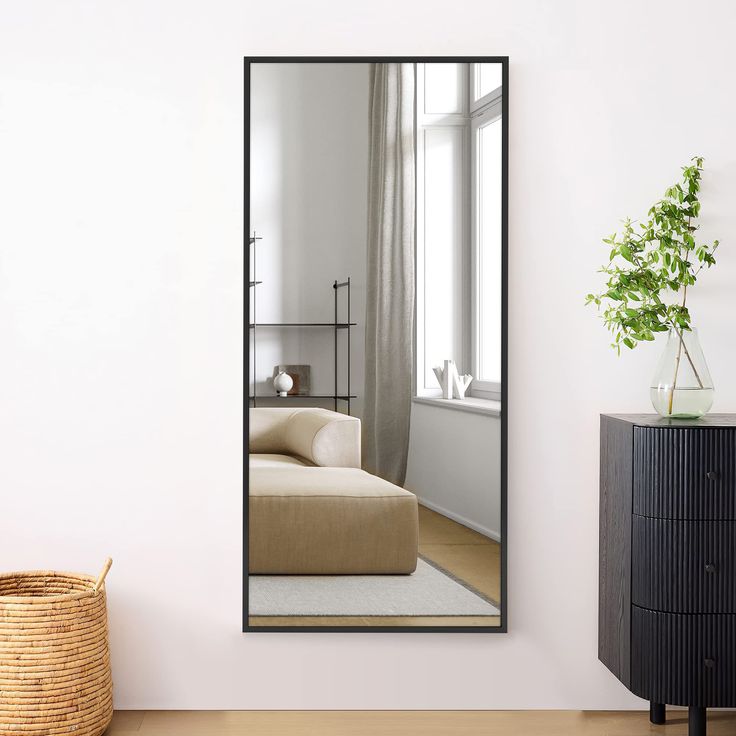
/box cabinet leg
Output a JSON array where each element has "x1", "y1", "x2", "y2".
[
  {"x1": 649, "y1": 702, "x2": 666, "y2": 724},
  {"x1": 688, "y1": 706, "x2": 706, "y2": 736}
]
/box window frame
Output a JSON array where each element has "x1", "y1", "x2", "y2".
[
  {"x1": 414, "y1": 62, "x2": 471, "y2": 398},
  {"x1": 469, "y1": 85, "x2": 503, "y2": 401},
  {"x1": 414, "y1": 63, "x2": 504, "y2": 403}
]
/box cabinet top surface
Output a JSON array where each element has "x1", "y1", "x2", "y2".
[{"x1": 603, "y1": 413, "x2": 736, "y2": 428}]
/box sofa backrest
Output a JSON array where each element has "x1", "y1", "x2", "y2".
[
  {"x1": 249, "y1": 408, "x2": 294, "y2": 455},
  {"x1": 249, "y1": 408, "x2": 361, "y2": 468}
]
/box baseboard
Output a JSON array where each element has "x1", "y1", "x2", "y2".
[{"x1": 418, "y1": 498, "x2": 501, "y2": 542}]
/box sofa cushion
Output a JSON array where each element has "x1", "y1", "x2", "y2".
[
  {"x1": 250, "y1": 466, "x2": 414, "y2": 498},
  {"x1": 249, "y1": 453, "x2": 309, "y2": 470},
  {"x1": 249, "y1": 466, "x2": 418, "y2": 574}
]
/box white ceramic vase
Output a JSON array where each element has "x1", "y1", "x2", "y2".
[{"x1": 273, "y1": 370, "x2": 294, "y2": 397}]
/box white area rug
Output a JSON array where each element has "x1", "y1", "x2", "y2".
[{"x1": 249, "y1": 558, "x2": 500, "y2": 616}]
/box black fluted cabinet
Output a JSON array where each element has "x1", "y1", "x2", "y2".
[{"x1": 600, "y1": 414, "x2": 736, "y2": 736}]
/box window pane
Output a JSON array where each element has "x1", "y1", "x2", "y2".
[
  {"x1": 477, "y1": 116, "x2": 502, "y2": 383},
  {"x1": 423, "y1": 63, "x2": 465, "y2": 114},
  {"x1": 423, "y1": 127, "x2": 464, "y2": 388},
  {"x1": 474, "y1": 63, "x2": 502, "y2": 102}
]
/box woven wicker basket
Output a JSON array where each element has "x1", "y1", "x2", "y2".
[{"x1": 0, "y1": 559, "x2": 113, "y2": 736}]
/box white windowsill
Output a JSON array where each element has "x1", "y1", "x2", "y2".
[{"x1": 412, "y1": 395, "x2": 502, "y2": 417}]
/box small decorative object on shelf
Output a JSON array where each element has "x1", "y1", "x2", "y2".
[
  {"x1": 273, "y1": 370, "x2": 294, "y2": 397},
  {"x1": 272, "y1": 364, "x2": 311, "y2": 396},
  {"x1": 586, "y1": 157, "x2": 721, "y2": 418},
  {"x1": 433, "y1": 359, "x2": 473, "y2": 399}
]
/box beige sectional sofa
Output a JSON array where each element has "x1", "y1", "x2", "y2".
[{"x1": 248, "y1": 408, "x2": 418, "y2": 574}]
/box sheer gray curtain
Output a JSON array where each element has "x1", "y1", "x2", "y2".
[{"x1": 363, "y1": 63, "x2": 415, "y2": 486}]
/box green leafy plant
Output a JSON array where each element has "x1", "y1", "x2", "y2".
[{"x1": 586, "y1": 156, "x2": 720, "y2": 413}]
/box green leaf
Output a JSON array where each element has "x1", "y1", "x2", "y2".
[{"x1": 587, "y1": 156, "x2": 717, "y2": 353}]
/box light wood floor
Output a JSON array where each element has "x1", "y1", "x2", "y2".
[
  {"x1": 106, "y1": 710, "x2": 736, "y2": 735},
  {"x1": 248, "y1": 505, "x2": 501, "y2": 628}
]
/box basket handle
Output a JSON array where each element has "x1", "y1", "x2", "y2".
[{"x1": 92, "y1": 558, "x2": 113, "y2": 594}]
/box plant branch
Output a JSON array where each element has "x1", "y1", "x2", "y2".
[
  {"x1": 668, "y1": 330, "x2": 684, "y2": 415},
  {"x1": 670, "y1": 323, "x2": 704, "y2": 389},
  {"x1": 587, "y1": 156, "x2": 719, "y2": 362},
  {"x1": 667, "y1": 242, "x2": 703, "y2": 414},
  {"x1": 692, "y1": 241, "x2": 720, "y2": 278}
]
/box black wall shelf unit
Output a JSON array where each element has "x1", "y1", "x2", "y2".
[{"x1": 249, "y1": 232, "x2": 355, "y2": 415}]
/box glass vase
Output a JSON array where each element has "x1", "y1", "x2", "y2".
[{"x1": 650, "y1": 328, "x2": 714, "y2": 419}]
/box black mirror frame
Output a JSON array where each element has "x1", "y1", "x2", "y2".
[{"x1": 243, "y1": 56, "x2": 508, "y2": 633}]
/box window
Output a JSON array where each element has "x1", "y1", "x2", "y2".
[
  {"x1": 416, "y1": 63, "x2": 503, "y2": 401},
  {"x1": 471, "y1": 79, "x2": 502, "y2": 397},
  {"x1": 472, "y1": 63, "x2": 503, "y2": 105}
]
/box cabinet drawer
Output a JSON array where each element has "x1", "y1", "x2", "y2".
[
  {"x1": 633, "y1": 427, "x2": 736, "y2": 519},
  {"x1": 631, "y1": 606, "x2": 736, "y2": 707},
  {"x1": 632, "y1": 517, "x2": 736, "y2": 613}
]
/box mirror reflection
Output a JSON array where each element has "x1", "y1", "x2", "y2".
[{"x1": 247, "y1": 60, "x2": 505, "y2": 630}]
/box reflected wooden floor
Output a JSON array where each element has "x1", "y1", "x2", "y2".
[
  {"x1": 248, "y1": 505, "x2": 501, "y2": 628},
  {"x1": 106, "y1": 710, "x2": 736, "y2": 735}
]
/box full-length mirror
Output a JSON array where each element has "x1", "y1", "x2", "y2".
[{"x1": 245, "y1": 57, "x2": 507, "y2": 631}]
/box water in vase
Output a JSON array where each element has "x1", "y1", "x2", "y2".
[{"x1": 650, "y1": 386, "x2": 715, "y2": 419}]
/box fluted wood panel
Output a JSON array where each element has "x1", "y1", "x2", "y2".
[
  {"x1": 633, "y1": 516, "x2": 736, "y2": 613},
  {"x1": 631, "y1": 606, "x2": 736, "y2": 707},
  {"x1": 598, "y1": 415, "x2": 633, "y2": 686},
  {"x1": 633, "y1": 427, "x2": 736, "y2": 519}
]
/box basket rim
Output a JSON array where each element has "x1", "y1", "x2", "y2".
[{"x1": 0, "y1": 571, "x2": 102, "y2": 604}]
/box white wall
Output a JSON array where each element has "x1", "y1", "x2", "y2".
[
  {"x1": 406, "y1": 403, "x2": 501, "y2": 539},
  {"x1": 249, "y1": 63, "x2": 368, "y2": 412},
  {"x1": 2, "y1": 0, "x2": 736, "y2": 712}
]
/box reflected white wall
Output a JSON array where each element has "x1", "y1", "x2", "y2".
[
  {"x1": 406, "y1": 403, "x2": 501, "y2": 539},
  {"x1": 250, "y1": 63, "x2": 369, "y2": 413}
]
